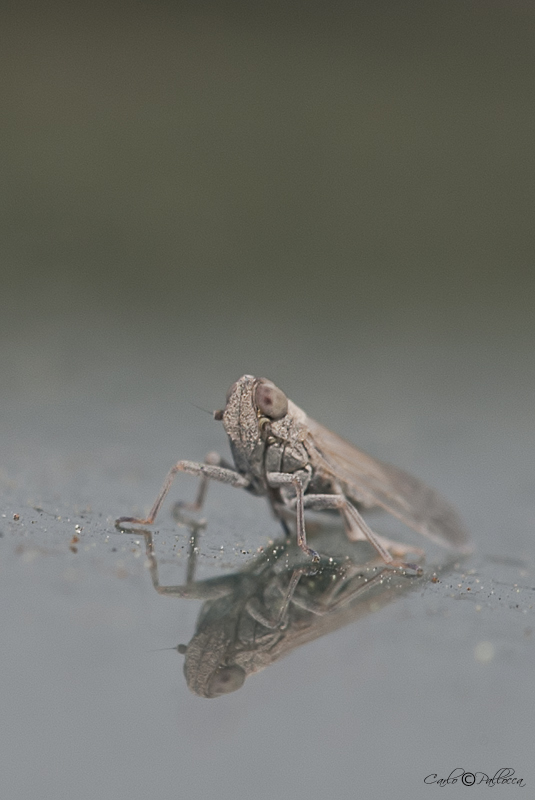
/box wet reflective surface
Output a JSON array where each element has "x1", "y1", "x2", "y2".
[
  {"x1": 2, "y1": 2, "x2": 535, "y2": 798},
  {"x1": 2, "y1": 354, "x2": 533, "y2": 799}
]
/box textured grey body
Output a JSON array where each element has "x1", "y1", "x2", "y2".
[{"x1": 221, "y1": 375, "x2": 470, "y2": 555}]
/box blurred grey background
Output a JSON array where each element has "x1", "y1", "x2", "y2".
[
  {"x1": 1, "y1": 3, "x2": 534, "y2": 800},
  {"x1": 3, "y1": 0, "x2": 533, "y2": 347},
  {"x1": 2, "y1": 0, "x2": 533, "y2": 526}
]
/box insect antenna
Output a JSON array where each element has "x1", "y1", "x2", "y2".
[
  {"x1": 150, "y1": 644, "x2": 187, "y2": 653},
  {"x1": 189, "y1": 401, "x2": 214, "y2": 416}
]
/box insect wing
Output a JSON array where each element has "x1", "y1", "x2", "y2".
[{"x1": 304, "y1": 416, "x2": 471, "y2": 552}]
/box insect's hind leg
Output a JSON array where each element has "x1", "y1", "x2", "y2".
[
  {"x1": 115, "y1": 456, "x2": 250, "y2": 528},
  {"x1": 302, "y1": 493, "x2": 422, "y2": 573},
  {"x1": 364, "y1": 533, "x2": 424, "y2": 560},
  {"x1": 335, "y1": 504, "x2": 424, "y2": 559}
]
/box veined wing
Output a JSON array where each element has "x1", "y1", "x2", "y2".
[{"x1": 304, "y1": 416, "x2": 471, "y2": 552}]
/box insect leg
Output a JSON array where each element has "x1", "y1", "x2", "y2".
[
  {"x1": 266, "y1": 471, "x2": 320, "y2": 562},
  {"x1": 115, "y1": 459, "x2": 250, "y2": 527},
  {"x1": 360, "y1": 533, "x2": 424, "y2": 560},
  {"x1": 172, "y1": 451, "x2": 234, "y2": 520},
  {"x1": 330, "y1": 492, "x2": 424, "y2": 559},
  {"x1": 301, "y1": 494, "x2": 422, "y2": 573}
]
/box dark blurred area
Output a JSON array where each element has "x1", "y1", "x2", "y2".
[{"x1": 2, "y1": 0, "x2": 533, "y2": 344}]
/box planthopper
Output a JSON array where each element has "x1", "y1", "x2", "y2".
[{"x1": 116, "y1": 374, "x2": 471, "y2": 571}]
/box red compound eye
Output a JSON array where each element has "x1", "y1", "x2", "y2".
[{"x1": 254, "y1": 380, "x2": 288, "y2": 420}]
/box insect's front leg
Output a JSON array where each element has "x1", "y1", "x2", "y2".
[
  {"x1": 301, "y1": 493, "x2": 423, "y2": 574},
  {"x1": 115, "y1": 456, "x2": 250, "y2": 528},
  {"x1": 266, "y1": 469, "x2": 320, "y2": 563},
  {"x1": 172, "y1": 452, "x2": 237, "y2": 525}
]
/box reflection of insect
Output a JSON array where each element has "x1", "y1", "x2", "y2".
[
  {"x1": 116, "y1": 374, "x2": 471, "y2": 568},
  {"x1": 141, "y1": 527, "x2": 423, "y2": 697}
]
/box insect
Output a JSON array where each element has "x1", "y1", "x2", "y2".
[{"x1": 116, "y1": 374, "x2": 471, "y2": 569}]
